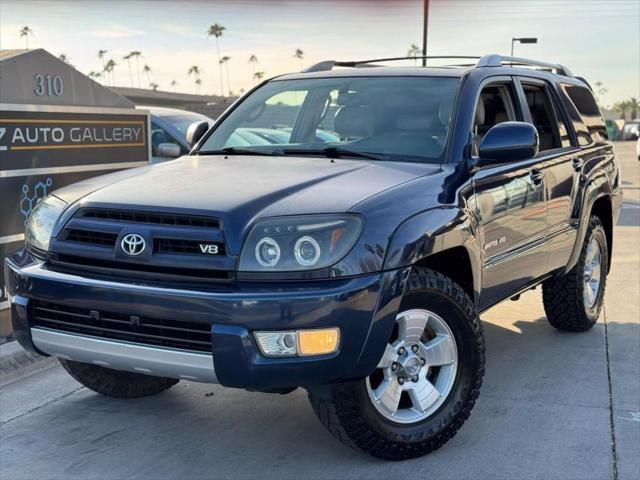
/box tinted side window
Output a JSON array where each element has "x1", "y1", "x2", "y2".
[
  {"x1": 522, "y1": 83, "x2": 564, "y2": 151},
  {"x1": 471, "y1": 83, "x2": 517, "y2": 155},
  {"x1": 563, "y1": 84, "x2": 608, "y2": 144}
]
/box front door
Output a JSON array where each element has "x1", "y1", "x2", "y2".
[{"x1": 471, "y1": 79, "x2": 548, "y2": 310}]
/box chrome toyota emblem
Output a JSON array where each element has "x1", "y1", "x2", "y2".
[{"x1": 121, "y1": 233, "x2": 146, "y2": 256}]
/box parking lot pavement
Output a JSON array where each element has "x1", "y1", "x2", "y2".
[{"x1": 1, "y1": 143, "x2": 638, "y2": 480}]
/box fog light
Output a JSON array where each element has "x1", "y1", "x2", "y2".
[
  {"x1": 254, "y1": 328, "x2": 340, "y2": 357},
  {"x1": 298, "y1": 328, "x2": 340, "y2": 356},
  {"x1": 254, "y1": 331, "x2": 297, "y2": 357}
]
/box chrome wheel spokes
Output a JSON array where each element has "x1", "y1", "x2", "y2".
[
  {"x1": 583, "y1": 238, "x2": 602, "y2": 309},
  {"x1": 366, "y1": 309, "x2": 458, "y2": 424}
]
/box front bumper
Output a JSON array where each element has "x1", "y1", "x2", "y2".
[{"x1": 5, "y1": 250, "x2": 408, "y2": 389}]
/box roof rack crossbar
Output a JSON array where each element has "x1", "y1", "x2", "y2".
[
  {"x1": 302, "y1": 54, "x2": 573, "y2": 77},
  {"x1": 303, "y1": 55, "x2": 482, "y2": 72},
  {"x1": 476, "y1": 54, "x2": 572, "y2": 76}
]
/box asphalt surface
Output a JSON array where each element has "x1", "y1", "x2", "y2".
[{"x1": 1, "y1": 142, "x2": 638, "y2": 480}]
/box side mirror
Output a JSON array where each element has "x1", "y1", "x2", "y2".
[
  {"x1": 478, "y1": 121, "x2": 539, "y2": 166},
  {"x1": 186, "y1": 121, "x2": 209, "y2": 147},
  {"x1": 157, "y1": 143, "x2": 181, "y2": 158}
]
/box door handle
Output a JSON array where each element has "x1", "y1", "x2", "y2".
[
  {"x1": 572, "y1": 157, "x2": 584, "y2": 172},
  {"x1": 530, "y1": 169, "x2": 545, "y2": 184}
]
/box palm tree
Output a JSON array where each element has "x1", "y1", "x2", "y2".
[
  {"x1": 207, "y1": 23, "x2": 226, "y2": 96},
  {"x1": 104, "y1": 59, "x2": 117, "y2": 86},
  {"x1": 188, "y1": 65, "x2": 202, "y2": 94},
  {"x1": 88, "y1": 71, "x2": 101, "y2": 84},
  {"x1": 293, "y1": 48, "x2": 304, "y2": 69},
  {"x1": 97, "y1": 49, "x2": 108, "y2": 71},
  {"x1": 123, "y1": 53, "x2": 134, "y2": 87},
  {"x1": 170, "y1": 80, "x2": 178, "y2": 92},
  {"x1": 613, "y1": 101, "x2": 631, "y2": 121},
  {"x1": 628, "y1": 97, "x2": 639, "y2": 120},
  {"x1": 130, "y1": 51, "x2": 142, "y2": 88},
  {"x1": 149, "y1": 82, "x2": 159, "y2": 91},
  {"x1": 249, "y1": 54, "x2": 258, "y2": 82},
  {"x1": 219, "y1": 56, "x2": 231, "y2": 96},
  {"x1": 407, "y1": 43, "x2": 421, "y2": 65},
  {"x1": 142, "y1": 64, "x2": 152, "y2": 85},
  {"x1": 593, "y1": 81, "x2": 608, "y2": 108},
  {"x1": 253, "y1": 71, "x2": 265, "y2": 82},
  {"x1": 19, "y1": 26, "x2": 34, "y2": 48}
]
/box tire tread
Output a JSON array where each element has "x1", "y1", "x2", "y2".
[{"x1": 308, "y1": 268, "x2": 485, "y2": 460}]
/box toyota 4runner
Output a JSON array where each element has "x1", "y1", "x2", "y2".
[{"x1": 5, "y1": 54, "x2": 622, "y2": 460}]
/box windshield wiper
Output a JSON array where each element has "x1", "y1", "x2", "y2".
[
  {"x1": 282, "y1": 146, "x2": 388, "y2": 161},
  {"x1": 197, "y1": 147, "x2": 283, "y2": 156}
]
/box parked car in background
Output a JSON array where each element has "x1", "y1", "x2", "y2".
[
  {"x1": 605, "y1": 119, "x2": 620, "y2": 141},
  {"x1": 137, "y1": 106, "x2": 214, "y2": 163},
  {"x1": 622, "y1": 120, "x2": 640, "y2": 140}
]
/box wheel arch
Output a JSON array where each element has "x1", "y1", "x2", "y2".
[
  {"x1": 566, "y1": 173, "x2": 614, "y2": 273},
  {"x1": 383, "y1": 207, "x2": 481, "y2": 305}
]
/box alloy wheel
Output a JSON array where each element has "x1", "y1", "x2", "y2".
[{"x1": 366, "y1": 309, "x2": 458, "y2": 424}]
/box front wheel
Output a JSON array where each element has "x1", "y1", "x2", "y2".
[{"x1": 307, "y1": 268, "x2": 485, "y2": 460}]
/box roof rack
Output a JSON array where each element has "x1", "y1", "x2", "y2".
[
  {"x1": 303, "y1": 56, "x2": 482, "y2": 72},
  {"x1": 302, "y1": 54, "x2": 573, "y2": 77},
  {"x1": 476, "y1": 54, "x2": 573, "y2": 76}
]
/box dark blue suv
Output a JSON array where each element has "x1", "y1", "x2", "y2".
[{"x1": 5, "y1": 54, "x2": 622, "y2": 460}]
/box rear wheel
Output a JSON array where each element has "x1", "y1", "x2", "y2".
[
  {"x1": 542, "y1": 216, "x2": 608, "y2": 332},
  {"x1": 59, "y1": 359, "x2": 179, "y2": 398},
  {"x1": 307, "y1": 268, "x2": 485, "y2": 460}
]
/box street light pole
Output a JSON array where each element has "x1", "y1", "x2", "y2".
[
  {"x1": 511, "y1": 37, "x2": 538, "y2": 57},
  {"x1": 422, "y1": 0, "x2": 429, "y2": 67}
]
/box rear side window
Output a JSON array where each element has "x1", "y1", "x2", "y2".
[
  {"x1": 521, "y1": 83, "x2": 568, "y2": 151},
  {"x1": 563, "y1": 84, "x2": 608, "y2": 145}
]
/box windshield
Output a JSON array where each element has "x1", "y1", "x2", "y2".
[{"x1": 198, "y1": 76, "x2": 460, "y2": 163}]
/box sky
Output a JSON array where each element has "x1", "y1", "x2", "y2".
[{"x1": 1, "y1": 0, "x2": 638, "y2": 107}]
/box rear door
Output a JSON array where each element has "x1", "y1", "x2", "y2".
[
  {"x1": 515, "y1": 77, "x2": 579, "y2": 272},
  {"x1": 472, "y1": 78, "x2": 549, "y2": 310}
]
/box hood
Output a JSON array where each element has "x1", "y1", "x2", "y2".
[{"x1": 55, "y1": 154, "x2": 438, "y2": 247}]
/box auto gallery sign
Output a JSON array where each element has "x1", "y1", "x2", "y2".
[{"x1": 0, "y1": 112, "x2": 145, "y2": 155}]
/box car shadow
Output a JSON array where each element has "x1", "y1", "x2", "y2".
[{"x1": 5, "y1": 313, "x2": 636, "y2": 479}]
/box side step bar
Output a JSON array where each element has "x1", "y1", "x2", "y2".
[{"x1": 32, "y1": 328, "x2": 218, "y2": 383}]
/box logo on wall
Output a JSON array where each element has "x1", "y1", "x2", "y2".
[{"x1": 19, "y1": 178, "x2": 53, "y2": 225}]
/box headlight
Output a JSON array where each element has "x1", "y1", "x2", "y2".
[
  {"x1": 25, "y1": 195, "x2": 67, "y2": 252},
  {"x1": 239, "y1": 214, "x2": 363, "y2": 272}
]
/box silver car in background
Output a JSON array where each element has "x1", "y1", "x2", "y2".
[{"x1": 137, "y1": 106, "x2": 214, "y2": 164}]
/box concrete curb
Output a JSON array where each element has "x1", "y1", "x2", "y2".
[{"x1": 0, "y1": 340, "x2": 56, "y2": 386}]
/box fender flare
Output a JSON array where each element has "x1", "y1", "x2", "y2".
[
  {"x1": 565, "y1": 171, "x2": 612, "y2": 273},
  {"x1": 383, "y1": 206, "x2": 481, "y2": 303}
]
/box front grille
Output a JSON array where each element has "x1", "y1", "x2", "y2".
[
  {"x1": 155, "y1": 239, "x2": 226, "y2": 256},
  {"x1": 50, "y1": 254, "x2": 234, "y2": 282},
  {"x1": 79, "y1": 209, "x2": 220, "y2": 229},
  {"x1": 32, "y1": 301, "x2": 213, "y2": 352},
  {"x1": 54, "y1": 208, "x2": 232, "y2": 282},
  {"x1": 65, "y1": 229, "x2": 118, "y2": 247}
]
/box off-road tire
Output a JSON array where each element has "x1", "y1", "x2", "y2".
[
  {"x1": 542, "y1": 215, "x2": 608, "y2": 332},
  {"x1": 307, "y1": 268, "x2": 485, "y2": 461},
  {"x1": 59, "y1": 358, "x2": 179, "y2": 398}
]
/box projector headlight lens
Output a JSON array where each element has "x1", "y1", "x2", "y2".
[{"x1": 293, "y1": 236, "x2": 321, "y2": 267}]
